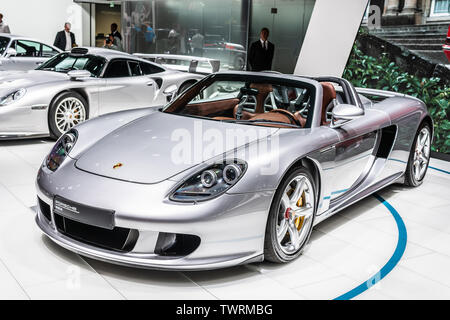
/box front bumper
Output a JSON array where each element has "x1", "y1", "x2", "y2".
[{"x1": 35, "y1": 161, "x2": 273, "y2": 270}]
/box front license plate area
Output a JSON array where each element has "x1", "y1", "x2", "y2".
[{"x1": 53, "y1": 196, "x2": 115, "y2": 230}]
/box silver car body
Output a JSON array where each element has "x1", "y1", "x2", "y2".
[
  {"x1": 0, "y1": 47, "x2": 203, "y2": 139},
  {"x1": 35, "y1": 72, "x2": 432, "y2": 270},
  {"x1": 0, "y1": 33, "x2": 61, "y2": 71}
]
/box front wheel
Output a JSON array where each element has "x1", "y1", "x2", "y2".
[
  {"x1": 48, "y1": 92, "x2": 88, "y2": 139},
  {"x1": 264, "y1": 167, "x2": 316, "y2": 263},
  {"x1": 404, "y1": 123, "x2": 431, "y2": 187}
]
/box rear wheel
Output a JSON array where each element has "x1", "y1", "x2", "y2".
[
  {"x1": 178, "y1": 81, "x2": 195, "y2": 95},
  {"x1": 48, "y1": 92, "x2": 88, "y2": 139},
  {"x1": 264, "y1": 167, "x2": 316, "y2": 263},
  {"x1": 404, "y1": 123, "x2": 431, "y2": 187}
]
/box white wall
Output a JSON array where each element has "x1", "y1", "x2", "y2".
[
  {"x1": 0, "y1": 0, "x2": 89, "y2": 47},
  {"x1": 294, "y1": 0, "x2": 369, "y2": 77}
]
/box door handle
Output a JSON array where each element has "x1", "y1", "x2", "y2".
[{"x1": 146, "y1": 82, "x2": 154, "y2": 86}]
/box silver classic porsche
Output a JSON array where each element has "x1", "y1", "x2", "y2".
[
  {"x1": 0, "y1": 47, "x2": 202, "y2": 139},
  {"x1": 35, "y1": 72, "x2": 432, "y2": 270},
  {"x1": 0, "y1": 33, "x2": 61, "y2": 72}
]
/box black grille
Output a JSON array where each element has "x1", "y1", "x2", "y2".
[
  {"x1": 38, "y1": 197, "x2": 51, "y2": 221},
  {"x1": 54, "y1": 213, "x2": 138, "y2": 253}
]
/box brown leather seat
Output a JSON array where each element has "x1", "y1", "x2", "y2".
[
  {"x1": 232, "y1": 83, "x2": 273, "y2": 120},
  {"x1": 249, "y1": 83, "x2": 273, "y2": 114},
  {"x1": 320, "y1": 82, "x2": 336, "y2": 125},
  {"x1": 293, "y1": 82, "x2": 336, "y2": 127}
]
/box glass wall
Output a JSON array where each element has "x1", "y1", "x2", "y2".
[
  {"x1": 122, "y1": 0, "x2": 249, "y2": 70},
  {"x1": 250, "y1": 0, "x2": 315, "y2": 74},
  {"x1": 121, "y1": 0, "x2": 315, "y2": 73}
]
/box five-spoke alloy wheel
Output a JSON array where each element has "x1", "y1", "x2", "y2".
[
  {"x1": 405, "y1": 123, "x2": 431, "y2": 187},
  {"x1": 265, "y1": 167, "x2": 316, "y2": 263}
]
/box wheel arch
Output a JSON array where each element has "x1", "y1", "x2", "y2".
[
  {"x1": 275, "y1": 156, "x2": 322, "y2": 213},
  {"x1": 421, "y1": 115, "x2": 433, "y2": 137},
  {"x1": 49, "y1": 89, "x2": 90, "y2": 116},
  {"x1": 178, "y1": 79, "x2": 198, "y2": 94},
  {"x1": 47, "y1": 89, "x2": 90, "y2": 137}
]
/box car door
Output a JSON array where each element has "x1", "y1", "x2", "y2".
[
  {"x1": 100, "y1": 59, "x2": 156, "y2": 115},
  {"x1": 327, "y1": 110, "x2": 380, "y2": 202},
  {"x1": 10, "y1": 40, "x2": 48, "y2": 70}
]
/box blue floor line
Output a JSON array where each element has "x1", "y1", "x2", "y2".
[{"x1": 333, "y1": 193, "x2": 407, "y2": 300}]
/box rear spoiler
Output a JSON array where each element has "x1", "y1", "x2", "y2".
[{"x1": 133, "y1": 53, "x2": 220, "y2": 74}]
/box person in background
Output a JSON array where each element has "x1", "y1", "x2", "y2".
[
  {"x1": 0, "y1": 13, "x2": 11, "y2": 33},
  {"x1": 103, "y1": 34, "x2": 119, "y2": 51},
  {"x1": 167, "y1": 29, "x2": 180, "y2": 54},
  {"x1": 191, "y1": 30, "x2": 204, "y2": 57},
  {"x1": 143, "y1": 23, "x2": 155, "y2": 52},
  {"x1": 54, "y1": 22, "x2": 76, "y2": 51},
  {"x1": 110, "y1": 23, "x2": 122, "y2": 42},
  {"x1": 248, "y1": 27, "x2": 274, "y2": 71}
]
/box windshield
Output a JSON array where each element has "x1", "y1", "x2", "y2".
[
  {"x1": 37, "y1": 53, "x2": 106, "y2": 77},
  {"x1": 164, "y1": 75, "x2": 316, "y2": 129},
  {"x1": 0, "y1": 36, "x2": 10, "y2": 56}
]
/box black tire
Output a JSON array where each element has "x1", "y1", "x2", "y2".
[
  {"x1": 48, "y1": 91, "x2": 88, "y2": 139},
  {"x1": 264, "y1": 167, "x2": 316, "y2": 263},
  {"x1": 178, "y1": 81, "x2": 195, "y2": 95},
  {"x1": 404, "y1": 122, "x2": 432, "y2": 187}
]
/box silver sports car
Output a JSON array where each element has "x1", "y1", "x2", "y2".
[
  {"x1": 35, "y1": 72, "x2": 432, "y2": 270},
  {"x1": 0, "y1": 47, "x2": 202, "y2": 139},
  {"x1": 0, "y1": 33, "x2": 61, "y2": 71}
]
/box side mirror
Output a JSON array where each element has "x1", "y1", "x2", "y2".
[
  {"x1": 5, "y1": 48, "x2": 17, "y2": 58},
  {"x1": 67, "y1": 70, "x2": 91, "y2": 80},
  {"x1": 331, "y1": 104, "x2": 364, "y2": 128}
]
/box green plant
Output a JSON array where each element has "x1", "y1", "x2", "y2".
[{"x1": 344, "y1": 44, "x2": 450, "y2": 154}]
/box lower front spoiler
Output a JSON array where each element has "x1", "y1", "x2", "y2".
[{"x1": 35, "y1": 213, "x2": 263, "y2": 271}]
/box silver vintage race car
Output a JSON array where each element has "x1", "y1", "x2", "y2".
[
  {"x1": 0, "y1": 33, "x2": 61, "y2": 71},
  {"x1": 0, "y1": 47, "x2": 202, "y2": 139},
  {"x1": 35, "y1": 72, "x2": 432, "y2": 270}
]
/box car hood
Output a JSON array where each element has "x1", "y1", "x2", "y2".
[
  {"x1": 0, "y1": 70, "x2": 68, "y2": 93},
  {"x1": 75, "y1": 111, "x2": 278, "y2": 184}
]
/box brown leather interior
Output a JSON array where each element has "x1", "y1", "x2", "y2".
[
  {"x1": 232, "y1": 104, "x2": 256, "y2": 120},
  {"x1": 320, "y1": 82, "x2": 336, "y2": 125},
  {"x1": 294, "y1": 111, "x2": 307, "y2": 128},
  {"x1": 184, "y1": 98, "x2": 239, "y2": 117},
  {"x1": 250, "y1": 83, "x2": 273, "y2": 114},
  {"x1": 248, "y1": 111, "x2": 292, "y2": 124}
]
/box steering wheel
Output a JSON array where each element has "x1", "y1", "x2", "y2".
[{"x1": 269, "y1": 109, "x2": 300, "y2": 126}]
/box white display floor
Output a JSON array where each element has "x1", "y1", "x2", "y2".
[{"x1": 0, "y1": 138, "x2": 449, "y2": 300}]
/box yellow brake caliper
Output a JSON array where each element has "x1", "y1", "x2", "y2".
[{"x1": 295, "y1": 191, "x2": 306, "y2": 231}]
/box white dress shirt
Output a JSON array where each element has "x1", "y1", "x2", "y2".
[
  {"x1": 260, "y1": 39, "x2": 268, "y2": 50},
  {"x1": 65, "y1": 31, "x2": 72, "y2": 51}
]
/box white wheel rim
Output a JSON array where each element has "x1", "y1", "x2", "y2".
[
  {"x1": 413, "y1": 127, "x2": 431, "y2": 181},
  {"x1": 55, "y1": 97, "x2": 86, "y2": 134},
  {"x1": 276, "y1": 174, "x2": 315, "y2": 255}
]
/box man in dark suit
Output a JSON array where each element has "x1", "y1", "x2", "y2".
[
  {"x1": 248, "y1": 27, "x2": 274, "y2": 72},
  {"x1": 54, "y1": 22, "x2": 76, "y2": 51},
  {"x1": 111, "y1": 23, "x2": 122, "y2": 41}
]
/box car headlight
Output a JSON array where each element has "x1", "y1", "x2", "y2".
[
  {"x1": 0, "y1": 88, "x2": 26, "y2": 106},
  {"x1": 170, "y1": 160, "x2": 247, "y2": 202},
  {"x1": 45, "y1": 130, "x2": 78, "y2": 172}
]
